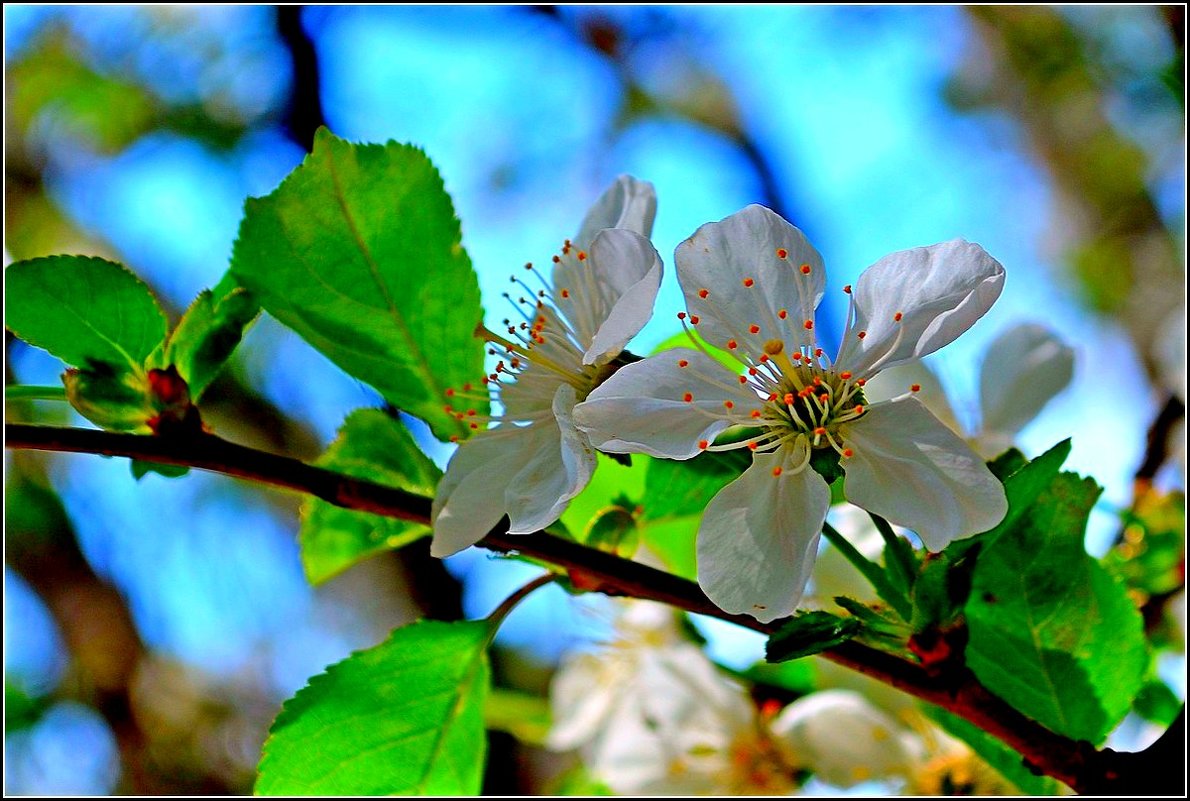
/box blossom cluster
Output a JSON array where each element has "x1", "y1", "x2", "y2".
[{"x1": 433, "y1": 177, "x2": 1022, "y2": 622}]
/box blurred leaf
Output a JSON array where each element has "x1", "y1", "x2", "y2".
[
  {"x1": 257, "y1": 620, "x2": 489, "y2": 795},
  {"x1": 1104, "y1": 489, "x2": 1185, "y2": 597},
  {"x1": 130, "y1": 460, "x2": 190, "y2": 481},
  {"x1": 650, "y1": 328, "x2": 737, "y2": 371},
  {"x1": 300, "y1": 410, "x2": 440, "y2": 584},
  {"x1": 5, "y1": 255, "x2": 167, "y2": 372},
  {"x1": 925, "y1": 705, "x2": 1063, "y2": 795},
  {"x1": 560, "y1": 454, "x2": 647, "y2": 534},
  {"x1": 583, "y1": 506, "x2": 640, "y2": 558},
  {"x1": 765, "y1": 611, "x2": 862, "y2": 663},
  {"x1": 741, "y1": 658, "x2": 817, "y2": 696},
  {"x1": 149, "y1": 284, "x2": 259, "y2": 400},
  {"x1": 966, "y1": 472, "x2": 1147, "y2": 743},
  {"x1": 484, "y1": 688, "x2": 551, "y2": 746},
  {"x1": 4, "y1": 683, "x2": 48, "y2": 733},
  {"x1": 550, "y1": 767, "x2": 615, "y2": 796},
  {"x1": 639, "y1": 515, "x2": 699, "y2": 580},
  {"x1": 230, "y1": 128, "x2": 486, "y2": 441},
  {"x1": 1132, "y1": 680, "x2": 1181, "y2": 726}
]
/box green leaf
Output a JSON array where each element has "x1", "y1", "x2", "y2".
[
  {"x1": 484, "y1": 688, "x2": 551, "y2": 746},
  {"x1": 966, "y1": 472, "x2": 1148, "y2": 743},
  {"x1": 642, "y1": 449, "x2": 748, "y2": 521},
  {"x1": 765, "y1": 611, "x2": 862, "y2": 663},
  {"x1": 6, "y1": 255, "x2": 167, "y2": 372},
  {"x1": 981, "y1": 439, "x2": 1071, "y2": 546},
  {"x1": 130, "y1": 460, "x2": 190, "y2": 481},
  {"x1": 924, "y1": 705, "x2": 1063, "y2": 795},
  {"x1": 149, "y1": 282, "x2": 259, "y2": 400},
  {"x1": 639, "y1": 516, "x2": 699, "y2": 580},
  {"x1": 62, "y1": 362, "x2": 154, "y2": 432},
  {"x1": 256, "y1": 620, "x2": 490, "y2": 795},
  {"x1": 740, "y1": 658, "x2": 817, "y2": 695},
  {"x1": 230, "y1": 128, "x2": 486, "y2": 441},
  {"x1": 650, "y1": 328, "x2": 737, "y2": 371},
  {"x1": 300, "y1": 409, "x2": 441, "y2": 584},
  {"x1": 582, "y1": 506, "x2": 640, "y2": 558},
  {"x1": 1133, "y1": 680, "x2": 1181, "y2": 726}
]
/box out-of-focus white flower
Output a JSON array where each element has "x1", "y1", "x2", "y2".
[
  {"x1": 808, "y1": 504, "x2": 884, "y2": 608},
  {"x1": 431, "y1": 177, "x2": 663, "y2": 557},
  {"x1": 864, "y1": 322, "x2": 1075, "y2": 459},
  {"x1": 575, "y1": 204, "x2": 1007, "y2": 621}
]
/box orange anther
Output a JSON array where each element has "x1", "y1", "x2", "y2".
[
  {"x1": 552, "y1": 255, "x2": 561, "y2": 263},
  {"x1": 724, "y1": 400, "x2": 735, "y2": 409},
  {"x1": 446, "y1": 388, "x2": 456, "y2": 397},
  {"x1": 698, "y1": 439, "x2": 709, "y2": 450},
  {"x1": 738, "y1": 375, "x2": 748, "y2": 384},
  {"x1": 857, "y1": 331, "x2": 867, "y2": 339},
  {"x1": 469, "y1": 422, "x2": 479, "y2": 429},
  {"x1": 678, "y1": 359, "x2": 689, "y2": 368},
  {"x1": 776, "y1": 248, "x2": 788, "y2": 259},
  {"x1": 819, "y1": 393, "x2": 829, "y2": 403},
  {"x1": 748, "y1": 441, "x2": 759, "y2": 450},
  {"x1": 772, "y1": 466, "x2": 784, "y2": 477},
  {"x1": 727, "y1": 339, "x2": 738, "y2": 350},
  {"x1": 803, "y1": 320, "x2": 814, "y2": 330},
  {"x1": 683, "y1": 392, "x2": 694, "y2": 402},
  {"x1": 894, "y1": 312, "x2": 903, "y2": 322},
  {"x1": 783, "y1": 393, "x2": 795, "y2": 405},
  {"x1": 749, "y1": 324, "x2": 760, "y2": 334},
  {"x1": 800, "y1": 264, "x2": 811, "y2": 275},
  {"x1": 778, "y1": 309, "x2": 788, "y2": 319},
  {"x1": 843, "y1": 284, "x2": 852, "y2": 294},
  {"x1": 677, "y1": 312, "x2": 687, "y2": 320},
  {"x1": 853, "y1": 405, "x2": 864, "y2": 414},
  {"x1": 843, "y1": 448, "x2": 854, "y2": 458},
  {"x1": 856, "y1": 378, "x2": 867, "y2": 386},
  {"x1": 560, "y1": 289, "x2": 570, "y2": 298},
  {"x1": 814, "y1": 427, "x2": 827, "y2": 435},
  {"x1": 577, "y1": 251, "x2": 587, "y2": 261},
  {"x1": 910, "y1": 384, "x2": 921, "y2": 392},
  {"x1": 748, "y1": 367, "x2": 758, "y2": 375},
  {"x1": 839, "y1": 371, "x2": 852, "y2": 380},
  {"x1": 690, "y1": 315, "x2": 700, "y2": 325},
  {"x1": 750, "y1": 410, "x2": 762, "y2": 419},
  {"x1": 698, "y1": 288, "x2": 709, "y2": 298},
  {"x1": 450, "y1": 435, "x2": 460, "y2": 443},
  {"x1": 743, "y1": 277, "x2": 755, "y2": 287}
]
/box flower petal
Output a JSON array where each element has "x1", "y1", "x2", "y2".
[
  {"x1": 431, "y1": 425, "x2": 535, "y2": 557},
  {"x1": 840, "y1": 396, "x2": 1007, "y2": 551},
  {"x1": 836, "y1": 239, "x2": 1005, "y2": 377},
  {"x1": 575, "y1": 175, "x2": 657, "y2": 248},
  {"x1": 505, "y1": 384, "x2": 596, "y2": 534},
  {"x1": 697, "y1": 446, "x2": 831, "y2": 623},
  {"x1": 582, "y1": 229, "x2": 664, "y2": 365},
  {"x1": 676, "y1": 204, "x2": 824, "y2": 356},
  {"x1": 978, "y1": 323, "x2": 1074, "y2": 440},
  {"x1": 573, "y1": 348, "x2": 759, "y2": 458},
  {"x1": 771, "y1": 690, "x2": 919, "y2": 787},
  {"x1": 861, "y1": 359, "x2": 961, "y2": 436}
]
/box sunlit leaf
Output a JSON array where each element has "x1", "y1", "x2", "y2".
[
  {"x1": 300, "y1": 409, "x2": 440, "y2": 584},
  {"x1": 149, "y1": 282, "x2": 259, "y2": 400},
  {"x1": 966, "y1": 472, "x2": 1147, "y2": 743},
  {"x1": 6, "y1": 255, "x2": 167, "y2": 373},
  {"x1": 257, "y1": 620, "x2": 490, "y2": 795},
  {"x1": 230, "y1": 128, "x2": 485, "y2": 441}
]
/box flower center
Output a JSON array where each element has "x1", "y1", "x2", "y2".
[{"x1": 757, "y1": 338, "x2": 867, "y2": 451}]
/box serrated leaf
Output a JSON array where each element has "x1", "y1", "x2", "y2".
[
  {"x1": 765, "y1": 611, "x2": 862, "y2": 663},
  {"x1": 300, "y1": 409, "x2": 441, "y2": 584},
  {"x1": 981, "y1": 439, "x2": 1071, "y2": 546},
  {"x1": 925, "y1": 705, "x2": 1063, "y2": 795},
  {"x1": 230, "y1": 128, "x2": 485, "y2": 441},
  {"x1": 6, "y1": 255, "x2": 167, "y2": 372},
  {"x1": 966, "y1": 472, "x2": 1147, "y2": 743},
  {"x1": 256, "y1": 620, "x2": 490, "y2": 795},
  {"x1": 149, "y1": 282, "x2": 259, "y2": 400}
]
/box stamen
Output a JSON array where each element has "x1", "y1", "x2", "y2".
[
  {"x1": 857, "y1": 331, "x2": 867, "y2": 339},
  {"x1": 894, "y1": 312, "x2": 903, "y2": 322},
  {"x1": 698, "y1": 288, "x2": 709, "y2": 298},
  {"x1": 803, "y1": 320, "x2": 814, "y2": 330},
  {"x1": 743, "y1": 278, "x2": 755, "y2": 288},
  {"x1": 699, "y1": 439, "x2": 709, "y2": 450},
  {"x1": 776, "y1": 248, "x2": 788, "y2": 259},
  {"x1": 843, "y1": 285, "x2": 852, "y2": 294},
  {"x1": 683, "y1": 392, "x2": 694, "y2": 402},
  {"x1": 800, "y1": 264, "x2": 811, "y2": 275},
  {"x1": 910, "y1": 384, "x2": 921, "y2": 392},
  {"x1": 749, "y1": 324, "x2": 760, "y2": 334},
  {"x1": 772, "y1": 466, "x2": 783, "y2": 477},
  {"x1": 777, "y1": 309, "x2": 787, "y2": 319},
  {"x1": 678, "y1": 359, "x2": 689, "y2": 368}
]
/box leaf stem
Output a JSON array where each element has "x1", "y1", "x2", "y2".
[
  {"x1": 485, "y1": 573, "x2": 557, "y2": 635},
  {"x1": 821, "y1": 521, "x2": 913, "y2": 621},
  {"x1": 5, "y1": 385, "x2": 68, "y2": 402}
]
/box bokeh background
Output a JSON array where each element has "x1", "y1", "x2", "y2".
[{"x1": 4, "y1": 5, "x2": 1185, "y2": 794}]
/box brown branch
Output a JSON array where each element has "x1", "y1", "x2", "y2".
[{"x1": 6, "y1": 423, "x2": 1182, "y2": 795}]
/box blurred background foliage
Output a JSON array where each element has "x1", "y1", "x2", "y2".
[{"x1": 4, "y1": 6, "x2": 1184, "y2": 794}]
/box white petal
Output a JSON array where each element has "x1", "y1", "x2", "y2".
[
  {"x1": 573, "y1": 348, "x2": 759, "y2": 458},
  {"x1": 770, "y1": 689, "x2": 918, "y2": 787},
  {"x1": 575, "y1": 175, "x2": 657, "y2": 248},
  {"x1": 546, "y1": 651, "x2": 622, "y2": 750},
  {"x1": 582, "y1": 229, "x2": 663, "y2": 365},
  {"x1": 978, "y1": 322, "x2": 1074, "y2": 439},
  {"x1": 505, "y1": 384, "x2": 596, "y2": 534},
  {"x1": 697, "y1": 446, "x2": 831, "y2": 623},
  {"x1": 861, "y1": 359, "x2": 961, "y2": 436},
  {"x1": 676, "y1": 204, "x2": 824, "y2": 356},
  {"x1": 841, "y1": 396, "x2": 1007, "y2": 551},
  {"x1": 431, "y1": 426, "x2": 534, "y2": 557},
  {"x1": 836, "y1": 239, "x2": 1005, "y2": 377}
]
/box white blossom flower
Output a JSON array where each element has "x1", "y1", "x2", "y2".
[
  {"x1": 863, "y1": 322, "x2": 1075, "y2": 459},
  {"x1": 548, "y1": 600, "x2": 799, "y2": 795},
  {"x1": 574, "y1": 204, "x2": 1008, "y2": 621},
  {"x1": 431, "y1": 177, "x2": 663, "y2": 557}
]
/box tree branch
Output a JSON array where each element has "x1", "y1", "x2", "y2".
[{"x1": 6, "y1": 423, "x2": 1182, "y2": 795}]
